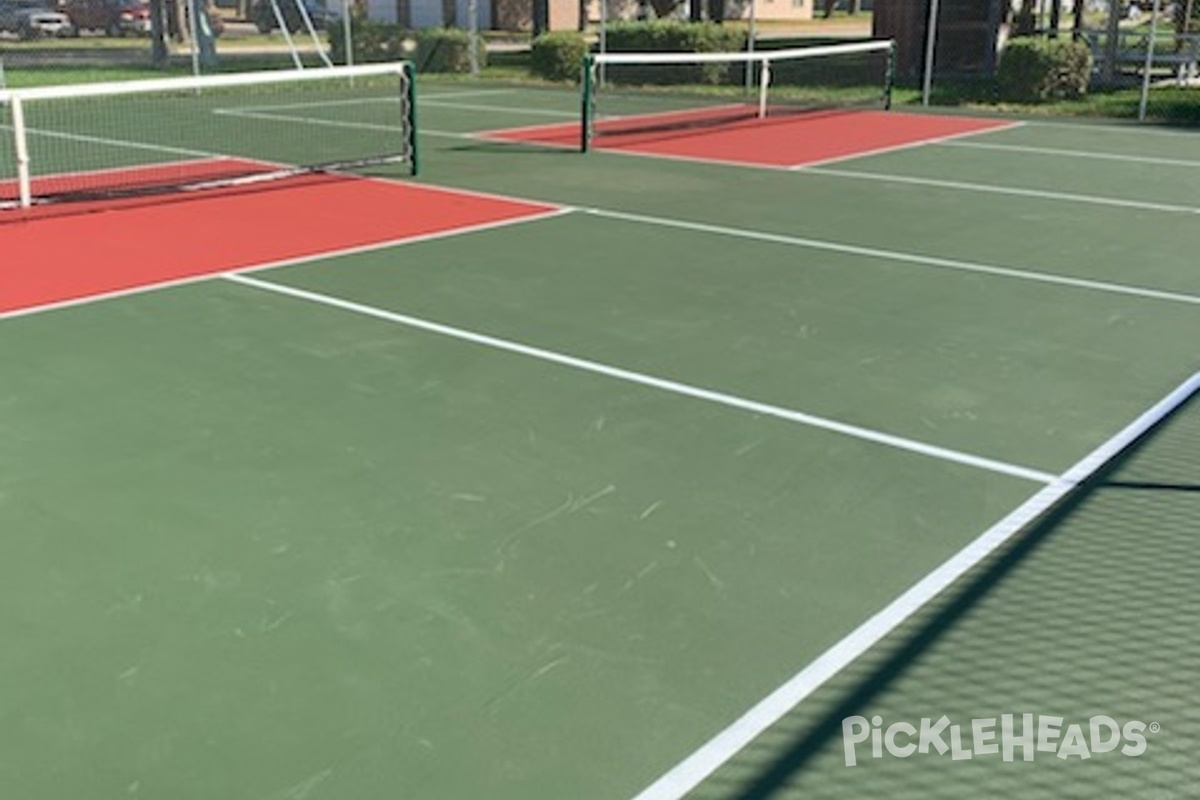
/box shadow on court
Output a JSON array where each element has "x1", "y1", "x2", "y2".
[{"x1": 695, "y1": 390, "x2": 1200, "y2": 799}]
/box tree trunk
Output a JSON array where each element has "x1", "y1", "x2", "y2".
[
  {"x1": 822, "y1": 0, "x2": 835, "y2": 19},
  {"x1": 149, "y1": 0, "x2": 169, "y2": 66},
  {"x1": 1015, "y1": 0, "x2": 1036, "y2": 34},
  {"x1": 531, "y1": 0, "x2": 547, "y2": 34},
  {"x1": 1179, "y1": 0, "x2": 1197, "y2": 34},
  {"x1": 1102, "y1": 0, "x2": 1120, "y2": 83}
]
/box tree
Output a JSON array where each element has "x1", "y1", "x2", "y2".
[
  {"x1": 821, "y1": 0, "x2": 861, "y2": 17},
  {"x1": 149, "y1": 0, "x2": 169, "y2": 66},
  {"x1": 1102, "y1": 0, "x2": 1120, "y2": 83},
  {"x1": 1015, "y1": 0, "x2": 1037, "y2": 34},
  {"x1": 1177, "y1": 0, "x2": 1198, "y2": 33}
]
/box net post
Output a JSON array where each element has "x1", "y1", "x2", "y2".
[
  {"x1": 403, "y1": 60, "x2": 419, "y2": 176},
  {"x1": 757, "y1": 56, "x2": 770, "y2": 119},
  {"x1": 581, "y1": 54, "x2": 595, "y2": 153},
  {"x1": 11, "y1": 94, "x2": 32, "y2": 209}
]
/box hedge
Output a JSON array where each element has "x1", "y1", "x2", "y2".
[
  {"x1": 602, "y1": 21, "x2": 747, "y2": 54},
  {"x1": 997, "y1": 37, "x2": 1091, "y2": 103},
  {"x1": 600, "y1": 21, "x2": 749, "y2": 85},
  {"x1": 530, "y1": 31, "x2": 589, "y2": 83},
  {"x1": 329, "y1": 23, "x2": 485, "y2": 73}
]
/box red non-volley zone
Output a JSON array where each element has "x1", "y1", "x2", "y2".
[
  {"x1": 1, "y1": 167, "x2": 557, "y2": 315},
  {"x1": 485, "y1": 109, "x2": 1014, "y2": 168}
]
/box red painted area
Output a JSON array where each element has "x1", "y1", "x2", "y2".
[
  {"x1": 1, "y1": 174, "x2": 556, "y2": 315},
  {"x1": 485, "y1": 109, "x2": 1014, "y2": 168}
]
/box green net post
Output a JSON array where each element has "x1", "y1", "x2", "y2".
[
  {"x1": 404, "y1": 60, "x2": 420, "y2": 176},
  {"x1": 580, "y1": 54, "x2": 594, "y2": 153}
]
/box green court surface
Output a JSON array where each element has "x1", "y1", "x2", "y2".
[{"x1": 2, "y1": 79, "x2": 1198, "y2": 799}]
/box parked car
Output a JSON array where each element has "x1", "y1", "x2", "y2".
[
  {"x1": 0, "y1": 0, "x2": 74, "y2": 38},
  {"x1": 251, "y1": 0, "x2": 338, "y2": 33},
  {"x1": 63, "y1": 0, "x2": 150, "y2": 36}
]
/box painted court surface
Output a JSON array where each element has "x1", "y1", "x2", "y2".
[
  {"x1": 2, "y1": 174, "x2": 556, "y2": 314},
  {"x1": 484, "y1": 108, "x2": 1014, "y2": 167},
  {"x1": 2, "y1": 84, "x2": 1199, "y2": 800}
]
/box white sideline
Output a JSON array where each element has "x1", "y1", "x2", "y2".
[
  {"x1": 581, "y1": 207, "x2": 1200, "y2": 307},
  {"x1": 223, "y1": 271, "x2": 1056, "y2": 485},
  {"x1": 798, "y1": 166, "x2": 1200, "y2": 215},
  {"x1": 631, "y1": 369, "x2": 1200, "y2": 800},
  {"x1": 935, "y1": 139, "x2": 1200, "y2": 168}
]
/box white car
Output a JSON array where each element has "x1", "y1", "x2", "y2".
[{"x1": 0, "y1": 0, "x2": 74, "y2": 38}]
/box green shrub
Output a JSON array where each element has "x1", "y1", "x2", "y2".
[
  {"x1": 602, "y1": 21, "x2": 748, "y2": 85},
  {"x1": 415, "y1": 27, "x2": 486, "y2": 73},
  {"x1": 530, "y1": 31, "x2": 589, "y2": 83},
  {"x1": 997, "y1": 37, "x2": 1091, "y2": 103},
  {"x1": 328, "y1": 20, "x2": 398, "y2": 65},
  {"x1": 329, "y1": 22, "x2": 485, "y2": 73},
  {"x1": 603, "y1": 21, "x2": 746, "y2": 54}
]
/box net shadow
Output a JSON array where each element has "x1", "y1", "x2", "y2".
[{"x1": 694, "y1": 387, "x2": 1200, "y2": 799}]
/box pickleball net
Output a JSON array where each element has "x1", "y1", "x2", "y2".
[
  {"x1": 581, "y1": 40, "x2": 895, "y2": 151},
  {"x1": 0, "y1": 62, "x2": 417, "y2": 210}
]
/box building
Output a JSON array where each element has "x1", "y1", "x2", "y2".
[
  {"x1": 366, "y1": 0, "x2": 494, "y2": 28},
  {"x1": 365, "y1": 0, "x2": 815, "y2": 32}
]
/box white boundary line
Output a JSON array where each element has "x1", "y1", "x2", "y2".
[
  {"x1": 212, "y1": 96, "x2": 399, "y2": 113},
  {"x1": 211, "y1": 108, "x2": 398, "y2": 133},
  {"x1": 459, "y1": 105, "x2": 1200, "y2": 214},
  {"x1": 1022, "y1": 118, "x2": 1200, "y2": 138},
  {"x1": 0, "y1": 207, "x2": 570, "y2": 321},
  {"x1": 421, "y1": 88, "x2": 520, "y2": 100},
  {"x1": 463, "y1": 123, "x2": 1200, "y2": 216},
  {"x1": 797, "y1": 167, "x2": 1200, "y2": 215},
  {"x1": 420, "y1": 100, "x2": 580, "y2": 118},
  {"x1": 222, "y1": 271, "x2": 1056, "y2": 485},
  {"x1": 580, "y1": 207, "x2": 1200, "y2": 307},
  {"x1": 474, "y1": 103, "x2": 752, "y2": 141},
  {"x1": 632, "y1": 368, "x2": 1200, "y2": 800},
  {"x1": 786, "y1": 120, "x2": 1023, "y2": 170},
  {"x1": 935, "y1": 139, "x2": 1200, "y2": 168},
  {"x1": 13, "y1": 125, "x2": 217, "y2": 159}
]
